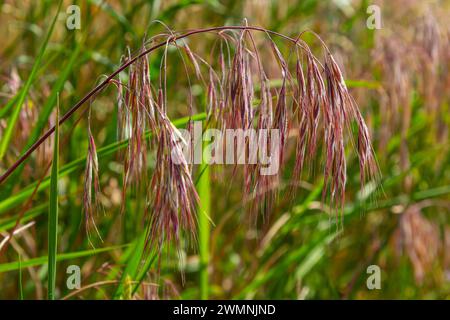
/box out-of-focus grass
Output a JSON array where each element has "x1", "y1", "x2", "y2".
[{"x1": 0, "y1": 0, "x2": 62, "y2": 159}]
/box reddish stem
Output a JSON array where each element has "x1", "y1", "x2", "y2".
[{"x1": 0, "y1": 25, "x2": 313, "y2": 185}]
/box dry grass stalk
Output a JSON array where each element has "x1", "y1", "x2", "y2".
[{"x1": 374, "y1": 2, "x2": 449, "y2": 185}]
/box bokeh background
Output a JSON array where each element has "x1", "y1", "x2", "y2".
[{"x1": 0, "y1": 0, "x2": 449, "y2": 299}]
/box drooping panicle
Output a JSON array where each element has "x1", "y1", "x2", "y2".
[{"x1": 79, "y1": 25, "x2": 379, "y2": 255}]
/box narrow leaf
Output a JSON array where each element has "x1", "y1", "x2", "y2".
[{"x1": 47, "y1": 100, "x2": 60, "y2": 300}]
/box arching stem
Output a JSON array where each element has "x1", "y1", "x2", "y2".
[{"x1": 0, "y1": 25, "x2": 322, "y2": 185}]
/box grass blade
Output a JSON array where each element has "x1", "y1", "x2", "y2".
[
  {"x1": 0, "y1": 203, "x2": 46, "y2": 231},
  {"x1": 113, "y1": 233, "x2": 146, "y2": 299},
  {"x1": 47, "y1": 102, "x2": 59, "y2": 300},
  {"x1": 19, "y1": 254, "x2": 24, "y2": 300},
  {"x1": 0, "y1": 245, "x2": 128, "y2": 273},
  {"x1": 197, "y1": 129, "x2": 211, "y2": 300},
  {"x1": 0, "y1": 113, "x2": 207, "y2": 215}
]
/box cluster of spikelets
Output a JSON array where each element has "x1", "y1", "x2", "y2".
[
  {"x1": 374, "y1": 6, "x2": 450, "y2": 188},
  {"x1": 394, "y1": 203, "x2": 443, "y2": 284},
  {"x1": 83, "y1": 26, "x2": 379, "y2": 253}
]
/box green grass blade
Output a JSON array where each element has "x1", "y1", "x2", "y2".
[
  {"x1": 0, "y1": 49, "x2": 66, "y2": 121},
  {"x1": 0, "y1": 0, "x2": 63, "y2": 159},
  {"x1": 87, "y1": 0, "x2": 133, "y2": 33},
  {"x1": 113, "y1": 233, "x2": 146, "y2": 299},
  {"x1": 197, "y1": 129, "x2": 211, "y2": 300},
  {"x1": 131, "y1": 251, "x2": 157, "y2": 295},
  {"x1": 0, "y1": 245, "x2": 128, "y2": 273},
  {"x1": 0, "y1": 94, "x2": 19, "y2": 119},
  {"x1": 344, "y1": 79, "x2": 381, "y2": 89},
  {"x1": 102, "y1": 234, "x2": 156, "y2": 298},
  {"x1": 0, "y1": 48, "x2": 63, "y2": 120},
  {"x1": 47, "y1": 102, "x2": 59, "y2": 300},
  {"x1": 19, "y1": 254, "x2": 24, "y2": 300}
]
